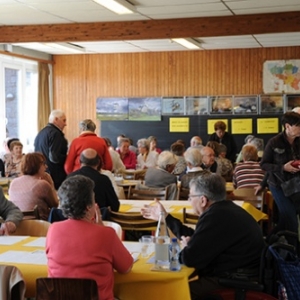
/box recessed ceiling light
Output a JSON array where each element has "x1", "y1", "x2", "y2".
[{"x1": 93, "y1": 0, "x2": 136, "y2": 15}]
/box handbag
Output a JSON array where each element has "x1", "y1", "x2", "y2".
[{"x1": 280, "y1": 177, "x2": 300, "y2": 197}]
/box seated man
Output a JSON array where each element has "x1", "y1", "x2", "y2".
[
  {"x1": 200, "y1": 146, "x2": 220, "y2": 174},
  {"x1": 0, "y1": 186, "x2": 23, "y2": 235},
  {"x1": 141, "y1": 172, "x2": 265, "y2": 299}
]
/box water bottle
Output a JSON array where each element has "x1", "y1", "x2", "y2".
[
  {"x1": 169, "y1": 238, "x2": 181, "y2": 271},
  {"x1": 154, "y1": 211, "x2": 170, "y2": 270}
]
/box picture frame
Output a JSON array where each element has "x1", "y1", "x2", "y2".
[
  {"x1": 128, "y1": 97, "x2": 162, "y2": 121},
  {"x1": 260, "y1": 94, "x2": 284, "y2": 114},
  {"x1": 161, "y1": 97, "x2": 185, "y2": 115},
  {"x1": 210, "y1": 95, "x2": 233, "y2": 114},
  {"x1": 185, "y1": 96, "x2": 209, "y2": 115},
  {"x1": 286, "y1": 94, "x2": 300, "y2": 112},
  {"x1": 96, "y1": 97, "x2": 129, "y2": 121},
  {"x1": 233, "y1": 95, "x2": 258, "y2": 114}
]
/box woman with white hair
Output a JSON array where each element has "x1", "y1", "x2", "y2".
[
  {"x1": 144, "y1": 151, "x2": 177, "y2": 188},
  {"x1": 136, "y1": 138, "x2": 158, "y2": 169}
]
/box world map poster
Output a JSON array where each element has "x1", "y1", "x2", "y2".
[{"x1": 263, "y1": 60, "x2": 300, "y2": 94}]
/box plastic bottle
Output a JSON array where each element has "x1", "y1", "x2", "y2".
[
  {"x1": 169, "y1": 237, "x2": 181, "y2": 271},
  {"x1": 154, "y1": 211, "x2": 170, "y2": 270}
]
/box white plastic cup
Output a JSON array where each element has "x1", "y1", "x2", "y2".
[{"x1": 139, "y1": 235, "x2": 153, "y2": 257}]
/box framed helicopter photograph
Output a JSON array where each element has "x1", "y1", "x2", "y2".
[{"x1": 161, "y1": 97, "x2": 185, "y2": 115}]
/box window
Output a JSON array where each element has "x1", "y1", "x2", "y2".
[{"x1": 0, "y1": 55, "x2": 38, "y2": 153}]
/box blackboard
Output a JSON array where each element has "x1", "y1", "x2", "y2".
[{"x1": 100, "y1": 114, "x2": 282, "y2": 153}]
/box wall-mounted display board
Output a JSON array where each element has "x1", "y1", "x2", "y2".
[{"x1": 101, "y1": 114, "x2": 282, "y2": 154}]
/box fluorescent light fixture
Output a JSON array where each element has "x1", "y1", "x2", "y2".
[
  {"x1": 93, "y1": 0, "x2": 136, "y2": 15},
  {"x1": 172, "y1": 38, "x2": 202, "y2": 50},
  {"x1": 44, "y1": 43, "x2": 86, "y2": 54}
]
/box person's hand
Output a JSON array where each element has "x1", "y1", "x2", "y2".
[
  {"x1": 0, "y1": 221, "x2": 17, "y2": 235},
  {"x1": 253, "y1": 185, "x2": 263, "y2": 195},
  {"x1": 94, "y1": 204, "x2": 103, "y2": 226},
  {"x1": 141, "y1": 199, "x2": 167, "y2": 221},
  {"x1": 284, "y1": 161, "x2": 300, "y2": 174},
  {"x1": 180, "y1": 236, "x2": 191, "y2": 249}
]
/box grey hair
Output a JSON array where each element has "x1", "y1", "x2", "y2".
[
  {"x1": 49, "y1": 110, "x2": 65, "y2": 123},
  {"x1": 137, "y1": 138, "x2": 149, "y2": 150},
  {"x1": 118, "y1": 137, "x2": 130, "y2": 147},
  {"x1": 249, "y1": 138, "x2": 264, "y2": 152},
  {"x1": 184, "y1": 148, "x2": 202, "y2": 167},
  {"x1": 189, "y1": 172, "x2": 226, "y2": 202},
  {"x1": 79, "y1": 119, "x2": 96, "y2": 132},
  {"x1": 157, "y1": 151, "x2": 178, "y2": 170}
]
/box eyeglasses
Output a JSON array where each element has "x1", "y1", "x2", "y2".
[{"x1": 188, "y1": 194, "x2": 202, "y2": 200}]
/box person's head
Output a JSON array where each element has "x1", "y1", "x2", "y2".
[
  {"x1": 200, "y1": 146, "x2": 215, "y2": 167},
  {"x1": 190, "y1": 136, "x2": 202, "y2": 147},
  {"x1": 79, "y1": 119, "x2": 96, "y2": 133},
  {"x1": 176, "y1": 139, "x2": 186, "y2": 148},
  {"x1": 292, "y1": 107, "x2": 300, "y2": 114},
  {"x1": 148, "y1": 136, "x2": 158, "y2": 151},
  {"x1": 170, "y1": 142, "x2": 185, "y2": 156},
  {"x1": 117, "y1": 134, "x2": 126, "y2": 145},
  {"x1": 184, "y1": 148, "x2": 202, "y2": 168},
  {"x1": 80, "y1": 148, "x2": 102, "y2": 170},
  {"x1": 282, "y1": 112, "x2": 300, "y2": 139},
  {"x1": 6, "y1": 138, "x2": 20, "y2": 153},
  {"x1": 189, "y1": 172, "x2": 226, "y2": 215},
  {"x1": 9, "y1": 141, "x2": 23, "y2": 156},
  {"x1": 249, "y1": 138, "x2": 264, "y2": 152},
  {"x1": 157, "y1": 151, "x2": 177, "y2": 173},
  {"x1": 118, "y1": 138, "x2": 130, "y2": 154},
  {"x1": 218, "y1": 144, "x2": 227, "y2": 158},
  {"x1": 21, "y1": 152, "x2": 46, "y2": 176},
  {"x1": 214, "y1": 121, "x2": 227, "y2": 139},
  {"x1": 58, "y1": 175, "x2": 95, "y2": 220},
  {"x1": 137, "y1": 138, "x2": 149, "y2": 155},
  {"x1": 206, "y1": 141, "x2": 220, "y2": 157},
  {"x1": 49, "y1": 110, "x2": 66, "y2": 131},
  {"x1": 241, "y1": 145, "x2": 258, "y2": 162},
  {"x1": 244, "y1": 135, "x2": 255, "y2": 144},
  {"x1": 103, "y1": 137, "x2": 112, "y2": 147}
]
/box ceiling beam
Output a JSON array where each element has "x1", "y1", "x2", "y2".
[{"x1": 0, "y1": 11, "x2": 300, "y2": 43}]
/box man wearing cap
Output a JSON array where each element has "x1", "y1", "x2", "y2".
[{"x1": 64, "y1": 119, "x2": 112, "y2": 174}]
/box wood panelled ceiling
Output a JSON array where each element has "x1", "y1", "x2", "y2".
[{"x1": 0, "y1": 11, "x2": 300, "y2": 43}]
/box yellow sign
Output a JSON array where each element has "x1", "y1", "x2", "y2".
[
  {"x1": 257, "y1": 118, "x2": 279, "y2": 134},
  {"x1": 169, "y1": 117, "x2": 189, "y2": 132},
  {"x1": 207, "y1": 119, "x2": 228, "y2": 134},
  {"x1": 231, "y1": 119, "x2": 252, "y2": 134}
]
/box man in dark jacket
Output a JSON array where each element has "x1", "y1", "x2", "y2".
[
  {"x1": 34, "y1": 110, "x2": 68, "y2": 189},
  {"x1": 141, "y1": 172, "x2": 265, "y2": 299}
]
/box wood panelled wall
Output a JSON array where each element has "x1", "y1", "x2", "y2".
[{"x1": 53, "y1": 46, "x2": 300, "y2": 142}]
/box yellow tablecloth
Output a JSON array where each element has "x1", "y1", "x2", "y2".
[{"x1": 0, "y1": 236, "x2": 194, "y2": 299}]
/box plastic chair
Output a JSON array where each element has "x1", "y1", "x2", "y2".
[
  {"x1": 103, "y1": 220, "x2": 122, "y2": 240},
  {"x1": 11, "y1": 219, "x2": 51, "y2": 237},
  {"x1": 36, "y1": 277, "x2": 99, "y2": 300}
]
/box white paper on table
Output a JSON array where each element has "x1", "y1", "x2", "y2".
[
  {"x1": 123, "y1": 241, "x2": 142, "y2": 253},
  {"x1": 23, "y1": 237, "x2": 46, "y2": 248},
  {"x1": 233, "y1": 201, "x2": 244, "y2": 207},
  {"x1": 0, "y1": 250, "x2": 47, "y2": 265},
  {"x1": 0, "y1": 236, "x2": 30, "y2": 245}
]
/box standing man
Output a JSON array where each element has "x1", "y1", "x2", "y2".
[
  {"x1": 34, "y1": 110, "x2": 68, "y2": 190},
  {"x1": 64, "y1": 119, "x2": 112, "y2": 174}
]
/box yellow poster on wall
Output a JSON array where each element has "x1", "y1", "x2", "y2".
[
  {"x1": 207, "y1": 119, "x2": 228, "y2": 134},
  {"x1": 231, "y1": 119, "x2": 252, "y2": 134},
  {"x1": 257, "y1": 118, "x2": 279, "y2": 134},
  {"x1": 169, "y1": 117, "x2": 189, "y2": 132}
]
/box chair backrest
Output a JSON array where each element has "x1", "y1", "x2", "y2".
[
  {"x1": 36, "y1": 277, "x2": 99, "y2": 300},
  {"x1": 103, "y1": 220, "x2": 123, "y2": 240},
  {"x1": 109, "y1": 209, "x2": 158, "y2": 231},
  {"x1": 22, "y1": 205, "x2": 40, "y2": 220},
  {"x1": 128, "y1": 185, "x2": 167, "y2": 200},
  {"x1": 183, "y1": 208, "x2": 198, "y2": 225},
  {"x1": 227, "y1": 188, "x2": 265, "y2": 210},
  {"x1": 178, "y1": 187, "x2": 189, "y2": 200},
  {"x1": 11, "y1": 220, "x2": 51, "y2": 237}
]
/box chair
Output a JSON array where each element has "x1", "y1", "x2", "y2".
[
  {"x1": 109, "y1": 209, "x2": 158, "y2": 231},
  {"x1": 183, "y1": 208, "x2": 198, "y2": 225},
  {"x1": 178, "y1": 187, "x2": 189, "y2": 200},
  {"x1": 128, "y1": 185, "x2": 167, "y2": 200},
  {"x1": 103, "y1": 220, "x2": 123, "y2": 240},
  {"x1": 11, "y1": 220, "x2": 51, "y2": 237},
  {"x1": 21, "y1": 205, "x2": 40, "y2": 220},
  {"x1": 36, "y1": 277, "x2": 99, "y2": 300},
  {"x1": 0, "y1": 265, "x2": 26, "y2": 300}
]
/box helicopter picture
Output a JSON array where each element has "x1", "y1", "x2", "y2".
[{"x1": 162, "y1": 97, "x2": 185, "y2": 115}]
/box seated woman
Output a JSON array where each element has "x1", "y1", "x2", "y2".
[
  {"x1": 46, "y1": 175, "x2": 133, "y2": 300},
  {"x1": 148, "y1": 136, "x2": 162, "y2": 154},
  {"x1": 180, "y1": 148, "x2": 207, "y2": 189},
  {"x1": 233, "y1": 145, "x2": 265, "y2": 189},
  {"x1": 9, "y1": 152, "x2": 58, "y2": 220},
  {"x1": 144, "y1": 151, "x2": 177, "y2": 188},
  {"x1": 137, "y1": 138, "x2": 158, "y2": 169},
  {"x1": 117, "y1": 137, "x2": 136, "y2": 169},
  {"x1": 4, "y1": 140, "x2": 24, "y2": 177},
  {"x1": 170, "y1": 142, "x2": 187, "y2": 175}
]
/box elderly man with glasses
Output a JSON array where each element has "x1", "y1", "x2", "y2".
[{"x1": 141, "y1": 172, "x2": 265, "y2": 299}]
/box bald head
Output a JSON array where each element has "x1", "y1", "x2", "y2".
[
  {"x1": 201, "y1": 146, "x2": 215, "y2": 167},
  {"x1": 80, "y1": 148, "x2": 101, "y2": 169}
]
